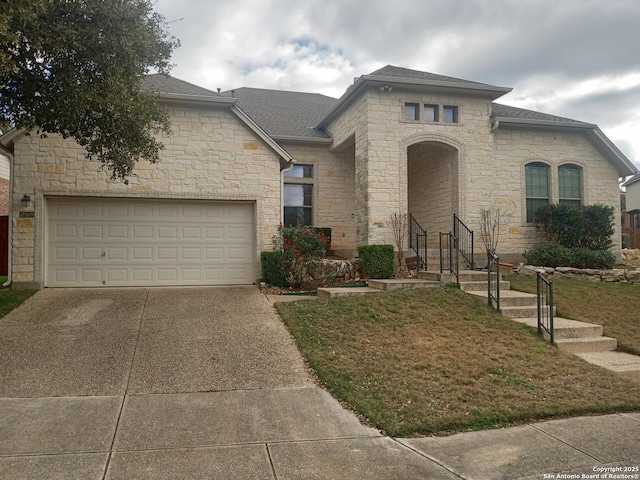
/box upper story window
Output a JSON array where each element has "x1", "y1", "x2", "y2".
[
  {"x1": 404, "y1": 103, "x2": 419, "y2": 121},
  {"x1": 284, "y1": 164, "x2": 313, "y2": 227},
  {"x1": 558, "y1": 164, "x2": 582, "y2": 207},
  {"x1": 424, "y1": 104, "x2": 438, "y2": 122},
  {"x1": 443, "y1": 105, "x2": 458, "y2": 123},
  {"x1": 525, "y1": 162, "x2": 549, "y2": 223},
  {"x1": 284, "y1": 164, "x2": 313, "y2": 178}
]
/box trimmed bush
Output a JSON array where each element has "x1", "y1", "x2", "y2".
[
  {"x1": 524, "y1": 244, "x2": 616, "y2": 269},
  {"x1": 260, "y1": 251, "x2": 288, "y2": 287},
  {"x1": 357, "y1": 244, "x2": 394, "y2": 279},
  {"x1": 534, "y1": 203, "x2": 614, "y2": 250}
]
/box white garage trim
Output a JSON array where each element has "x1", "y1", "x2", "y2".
[{"x1": 46, "y1": 197, "x2": 256, "y2": 287}]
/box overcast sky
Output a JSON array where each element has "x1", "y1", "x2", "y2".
[{"x1": 154, "y1": 0, "x2": 640, "y2": 169}]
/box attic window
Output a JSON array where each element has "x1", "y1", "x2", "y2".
[
  {"x1": 424, "y1": 104, "x2": 438, "y2": 122},
  {"x1": 404, "y1": 103, "x2": 419, "y2": 121},
  {"x1": 443, "y1": 106, "x2": 458, "y2": 123}
]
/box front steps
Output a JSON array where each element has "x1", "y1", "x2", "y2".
[{"x1": 316, "y1": 269, "x2": 639, "y2": 381}]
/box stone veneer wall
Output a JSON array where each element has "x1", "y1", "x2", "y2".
[
  {"x1": 326, "y1": 87, "x2": 494, "y2": 247},
  {"x1": 281, "y1": 143, "x2": 356, "y2": 251},
  {"x1": 10, "y1": 103, "x2": 282, "y2": 286},
  {"x1": 490, "y1": 128, "x2": 622, "y2": 259},
  {"x1": 0, "y1": 177, "x2": 8, "y2": 216}
]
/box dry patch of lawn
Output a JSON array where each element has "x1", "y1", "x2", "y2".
[
  {"x1": 276, "y1": 287, "x2": 640, "y2": 437},
  {"x1": 507, "y1": 275, "x2": 640, "y2": 356}
]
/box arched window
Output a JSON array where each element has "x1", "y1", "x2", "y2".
[
  {"x1": 525, "y1": 162, "x2": 549, "y2": 222},
  {"x1": 558, "y1": 164, "x2": 582, "y2": 206}
]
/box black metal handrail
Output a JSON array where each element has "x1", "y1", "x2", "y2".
[
  {"x1": 487, "y1": 250, "x2": 500, "y2": 311},
  {"x1": 536, "y1": 272, "x2": 554, "y2": 344},
  {"x1": 409, "y1": 214, "x2": 427, "y2": 271},
  {"x1": 439, "y1": 232, "x2": 459, "y2": 285},
  {"x1": 453, "y1": 214, "x2": 475, "y2": 270}
]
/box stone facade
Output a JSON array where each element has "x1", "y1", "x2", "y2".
[
  {"x1": 325, "y1": 89, "x2": 623, "y2": 260},
  {"x1": 491, "y1": 129, "x2": 622, "y2": 258},
  {"x1": 281, "y1": 143, "x2": 356, "y2": 251},
  {"x1": 9, "y1": 103, "x2": 282, "y2": 286}
]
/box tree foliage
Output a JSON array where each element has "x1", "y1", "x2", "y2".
[{"x1": 0, "y1": 0, "x2": 179, "y2": 179}]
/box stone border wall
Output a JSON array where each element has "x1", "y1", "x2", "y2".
[{"x1": 515, "y1": 263, "x2": 640, "y2": 283}]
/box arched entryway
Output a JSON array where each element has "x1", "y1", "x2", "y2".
[{"x1": 406, "y1": 140, "x2": 460, "y2": 249}]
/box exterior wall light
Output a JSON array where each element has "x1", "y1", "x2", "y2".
[{"x1": 21, "y1": 194, "x2": 31, "y2": 208}]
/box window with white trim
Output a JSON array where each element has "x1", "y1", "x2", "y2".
[
  {"x1": 525, "y1": 162, "x2": 549, "y2": 223},
  {"x1": 558, "y1": 164, "x2": 582, "y2": 207}
]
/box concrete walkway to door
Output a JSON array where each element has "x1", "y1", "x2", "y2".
[{"x1": 0, "y1": 287, "x2": 638, "y2": 479}]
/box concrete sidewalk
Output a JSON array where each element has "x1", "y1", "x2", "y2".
[{"x1": 0, "y1": 287, "x2": 638, "y2": 479}]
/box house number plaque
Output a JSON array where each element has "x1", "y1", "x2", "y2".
[{"x1": 19, "y1": 211, "x2": 35, "y2": 218}]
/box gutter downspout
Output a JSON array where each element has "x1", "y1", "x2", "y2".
[
  {"x1": 1, "y1": 148, "x2": 12, "y2": 288},
  {"x1": 491, "y1": 120, "x2": 500, "y2": 132}
]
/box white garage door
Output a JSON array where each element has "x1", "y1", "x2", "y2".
[{"x1": 47, "y1": 197, "x2": 255, "y2": 287}]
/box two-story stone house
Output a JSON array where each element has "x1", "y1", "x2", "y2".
[{"x1": 1, "y1": 65, "x2": 636, "y2": 288}]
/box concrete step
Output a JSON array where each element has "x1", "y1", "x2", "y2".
[
  {"x1": 368, "y1": 279, "x2": 440, "y2": 292},
  {"x1": 460, "y1": 280, "x2": 511, "y2": 292},
  {"x1": 417, "y1": 270, "x2": 500, "y2": 284},
  {"x1": 575, "y1": 351, "x2": 640, "y2": 382},
  {"x1": 466, "y1": 289, "x2": 535, "y2": 307},
  {"x1": 316, "y1": 287, "x2": 384, "y2": 299},
  {"x1": 500, "y1": 305, "x2": 556, "y2": 318},
  {"x1": 556, "y1": 336, "x2": 617, "y2": 353},
  {"x1": 511, "y1": 317, "x2": 604, "y2": 340}
]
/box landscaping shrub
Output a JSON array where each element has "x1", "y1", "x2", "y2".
[
  {"x1": 314, "y1": 227, "x2": 332, "y2": 251},
  {"x1": 357, "y1": 244, "x2": 394, "y2": 279},
  {"x1": 271, "y1": 225, "x2": 330, "y2": 287},
  {"x1": 534, "y1": 203, "x2": 614, "y2": 250},
  {"x1": 260, "y1": 251, "x2": 288, "y2": 287},
  {"x1": 524, "y1": 244, "x2": 616, "y2": 269}
]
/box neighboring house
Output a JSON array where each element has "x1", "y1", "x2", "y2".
[
  {"x1": 0, "y1": 65, "x2": 636, "y2": 288},
  {"x1": 623, "y1": 173, "x2": 640, "y2": 216},
  {"x1": 622, "y1": 173, "x2": 640, "y2": 248}
]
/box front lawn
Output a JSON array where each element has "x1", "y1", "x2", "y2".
[
  {"x1": 506, "y1": 275, "x2": 640, "y2": 356},
  {"x1": 276, "y1": 287, "x2": 640, "y2": 437},
  {"x1": 0, "y1": 276, "x2": 37, "y2": 318}
]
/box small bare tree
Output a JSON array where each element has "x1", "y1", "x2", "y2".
[
  {"x1": 390, "y1": 212, "x2": 408, "y2": 269},
  {"x1": 478, "y1": 207, "x2": 512, "y2": 254}
]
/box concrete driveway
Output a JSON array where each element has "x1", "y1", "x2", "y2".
[
  {"x1": 0, "y1": 287, "x2": 457, "y2": 479},
  {"x1": 1, "y1": 287, "x2": 639, "y2": 479}
]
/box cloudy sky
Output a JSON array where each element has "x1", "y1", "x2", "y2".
[{"x1": 154, "y1": 0, "x2": 640, "y2": 169}]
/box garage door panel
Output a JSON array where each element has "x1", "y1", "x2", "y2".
[
  {"x1": 133, "y1": 225, "x2": 153, "y2": 240},
  {"x1": 54, "y1": 224, "x2": 77, "y2": 239},
  {"x1": 47, "y1": 198, "x2": 255, "y2": 287},
  {"x1": 81, "y1": 225, "x2": 103, "y2": 239}
]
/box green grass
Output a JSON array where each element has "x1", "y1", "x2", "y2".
[
  {"x1": 506, "y1": 275, "x2": 640, "y2": 356},
  {"x1": 276, "y1": 286, "x2": 640, "y2": 437},
  {"x1": 0, "y1": 276, "x2": 37, "y2": 318}
]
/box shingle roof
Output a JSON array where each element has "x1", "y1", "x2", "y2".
[
  {"x1": 368, "y1": 65, "x2": 498, "y2": 88},
  {"x1": 492, "y1": 103, "x2": 591, "y2": 126},
  {"x1": 142, "y1": 73, "x2": 221, "y2": 98},
  {"x1": 220, "y1": 87, "x2": 336, "y2": 140}
]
